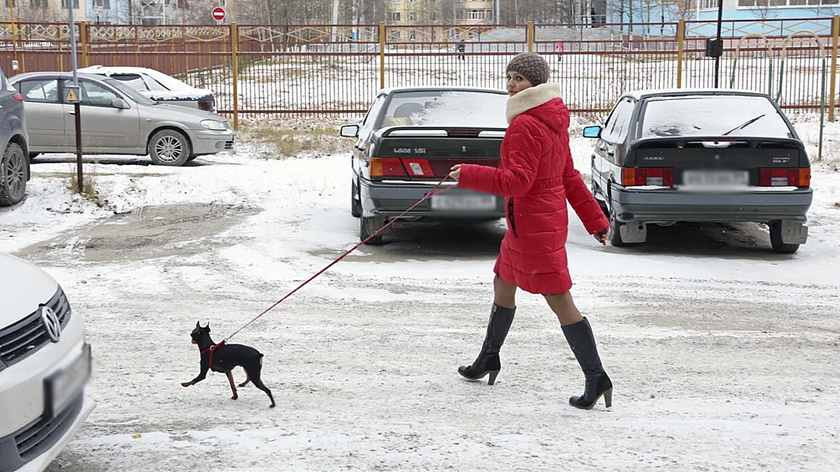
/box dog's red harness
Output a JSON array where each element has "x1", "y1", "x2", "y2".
[{"x1": 200, "y1": 341, "x2": 226, "y2": 372}]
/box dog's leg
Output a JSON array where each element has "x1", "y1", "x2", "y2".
[
  {"x1": 225, "y1": 371, "x2": 239, "y2": 400},
  {"x1": 246, "y1": 363, "x2": 275, "y2": 408},
  {"x1": 238, "y1": 369, "x2": 251, "y2": 388},
  {"x1": 182, "y1": 360, "x2": 210, "y2": 387}
]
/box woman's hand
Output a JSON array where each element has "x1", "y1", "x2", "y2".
[
  {"x1": 449, "y1": 164, "x2": 461, "y2": 182},
  {"x1": 593, "y1": 228, "x2": 609, "y2": 246}
]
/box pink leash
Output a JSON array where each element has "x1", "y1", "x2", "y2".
[{"x1": 225, "y1": 175, "x2": 454, "y2": 341}]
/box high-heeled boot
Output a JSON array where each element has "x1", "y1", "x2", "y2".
[
  {"x1": 458, "y1": 303, "x2": 515, "y2": 385},
  {"x1": 562, "y1": 317, "x2": 613, "y2": 409}
]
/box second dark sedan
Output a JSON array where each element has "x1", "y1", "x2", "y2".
[
  {"x1": 340, "y1": 87, "x2": 509, "y2": 245},
  {"x1": 584, "y1": 89, "x2": 812, "y2": 254}
]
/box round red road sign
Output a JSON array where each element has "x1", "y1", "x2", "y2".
[{"x1": 212, "y1": 7, "x2": 226, "y2": 21}]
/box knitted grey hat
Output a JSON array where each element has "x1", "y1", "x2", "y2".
[{"x1": 506, "y1": 52, "x2": 550, "y2": 86}]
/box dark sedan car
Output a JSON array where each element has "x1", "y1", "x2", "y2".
[
  {"x1": 0, "y1": 67, "x2": 29, "y2": 206},
  {"x1": 584, "y1": 89, "x2": 812, "y2": 253},
  {"x1": 340, "y1": 87, "x2": 509, "y2": 244}
]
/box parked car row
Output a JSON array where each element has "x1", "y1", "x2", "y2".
[
  {"x1": 0, "y1": 66, "x2": 234, "y2": 207},
  {"x1": 341, "y1": 87, "x2": 813, "y2": 253}
]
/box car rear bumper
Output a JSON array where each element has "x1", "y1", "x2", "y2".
[
  {"x1": 361, "y1": 179, "x2": 505, "y2": 219},
  {"x1": 610, "y1": 186, "x2": 813, "y2": 223},
  {"x1": 191, "y1": 130, "x2": 236, "y2": 155}
]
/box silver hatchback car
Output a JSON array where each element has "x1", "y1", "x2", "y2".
[{"x1": 10, "y1": 72, "x2": 235, "y2": 166}]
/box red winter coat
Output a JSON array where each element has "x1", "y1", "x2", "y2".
[{"x1": 457, "y1": 83, "x2": 609, "y2": 294}]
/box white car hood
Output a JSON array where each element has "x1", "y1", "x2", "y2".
[{"x1": 0, "y1": 253, "x2": 58, "y2": 328}]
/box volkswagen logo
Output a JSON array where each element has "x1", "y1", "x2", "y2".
[{"x1": 40, "y1": 306, "x2": 61, "y2": 343}]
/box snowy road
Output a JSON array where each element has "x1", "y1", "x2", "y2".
[{"x1": 2, "y1": 131, "x2": 839, "y2": 471}]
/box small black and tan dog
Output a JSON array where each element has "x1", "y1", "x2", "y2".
[{"x1": 181, "y1": 322, "x2": 276, "y2": 408}]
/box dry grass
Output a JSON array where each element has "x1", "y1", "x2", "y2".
[
  {"x1": 239, "y1": 117, "x2": 349, "y2": 158},
  {"x1": 69, "y1": 171, "x2": 107, "y2": 207}
]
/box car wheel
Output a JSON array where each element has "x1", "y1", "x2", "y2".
[
  {"x1": 148, "y1": 129, "x2": 191, "y2": 166},
  {"x1": 592, "y1": 182, "x2": 609, "y2": 217},
  {"x1": 769, "y1": 220, "x2": 800, "y2": 254},
  {"x1": 608, "y1": 210, "x2": 627, "y2": 247},
  {"x1": 351, "y1": 178, "x2": 362, "y2": 217},
  {"x1": 0, "y1": 142, "x2": 27, "y2": 206},
  {"x1": 360, "y1": 215, "x2": 385, "y2": 245}
]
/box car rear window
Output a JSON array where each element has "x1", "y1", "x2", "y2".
[
  {"x1": 383, "y1": 90, "x2": 508, "y2": 128},
  {"x1": 641, "y1": 95, "x2": 793, "y2": 139}
]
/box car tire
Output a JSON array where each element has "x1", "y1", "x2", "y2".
[
  {"x1": 608, "y1": 210, "x2": 627, "y2": 247},
  {"x1": 769, "y1": 220, "x2": 800, "y2": 254},
  {"x1": 148, "y1": 129, "x2": 191, "y2": 166},
  {"x1": 0, "y1": 142, "x2": 27, "y2": 206},
  {"x1": 360, "y1": 215, "x2": 385, "y2": 245},
  {"x1": 591, "y1": 181, "x2": 609, "y2": 217},
  {"x1": 351, "y1": 178, "x2": 362, "y2": 217}
]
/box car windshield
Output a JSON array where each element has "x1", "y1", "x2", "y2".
[
  {"x1": 103, "y1": 78, "x2": 157, "y2": 106},
  {"x1": 641, "y1": 95, "x2": 793, "y2": 138},
  {"x1": 381, "y1": 90, "x2": 508, "y2": 128}
]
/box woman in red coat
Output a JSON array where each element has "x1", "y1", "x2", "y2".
[{"x1": 449, "y1": 52, "x2": 613, "y2": 409}]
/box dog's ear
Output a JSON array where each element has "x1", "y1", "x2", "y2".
[
  {"x1": 195, "y1": 321, "x2": 201, "y2": 330},
  {"x1": 204, "y1": 322, "x2": 210, "y2": 332}
]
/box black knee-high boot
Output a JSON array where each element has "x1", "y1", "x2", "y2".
[
  {"x1": 562, "y1": 317, "x2": 613, "y2": 409},
  {"x1": 458, "y1": 303, "x2": 515, "y2": 385}
]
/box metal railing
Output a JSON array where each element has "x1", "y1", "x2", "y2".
[{"x1": 1, "y1": 18, "x2": 837, "y2": 129}]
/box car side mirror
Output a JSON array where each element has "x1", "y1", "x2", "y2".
[
  {"x1": 582, "y1": 125, "x2": 601, "y2": 138},
  {"x1": 111, "y1": 97, "x2": 130, "y2": 109},
  {"x1": 340, "y1": 124, "x2": 359, "y2": 138}
]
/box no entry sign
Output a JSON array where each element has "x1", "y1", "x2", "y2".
[{"x1": 212, "y1": 7, "x2": 226, "y2": 21}]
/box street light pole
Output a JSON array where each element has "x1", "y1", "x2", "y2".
[{"x1": 714, "y1": 0, "x2": 723, "y2": 88}]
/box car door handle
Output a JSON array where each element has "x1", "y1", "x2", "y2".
[{"x1": 67, "y1": 111, "x2": 76, "y2": 115}]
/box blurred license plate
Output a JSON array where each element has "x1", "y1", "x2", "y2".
[
  {"x1": 683, "y1": 170, "x2": 749, "y2": 187},
  {"x1": 45, "y1": 343, "x2": 91, "y2": 418},
  {"x1": 431, "y1": 194, "x2": 496, "y2": 210}
]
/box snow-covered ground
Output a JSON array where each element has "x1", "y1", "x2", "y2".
[{"x1": 1, "y1": 115, "x2": 839, "y2": 471}]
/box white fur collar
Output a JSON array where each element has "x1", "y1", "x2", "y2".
[{"x1": 505, "y1": 83, "x2": 563, "y2": 124}]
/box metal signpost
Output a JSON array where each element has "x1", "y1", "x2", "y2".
[{"x1": 68, "y1": 2, "x2": 83, "y2": 192}]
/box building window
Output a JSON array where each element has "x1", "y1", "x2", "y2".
[
  {"x1": 409, "y1": 12, "x2": 417, "y2": 21},
  {"x1": 30, "y1": 0, "x2": 48, "y2": 7},
  {"x1": 94, "y1": 0, "x2": 111, "y2": 8},
  {"x1": 5, "y1": 0, "x2": 15, "y2": 7},
  {"x1": 389, "y1": 12, "x2": 401, "y2": 21},
  {"x1": 409, "y1": 29, "x2": 417, "y2": 40},
  {"x1": 61, "y1": 0, "x2": 80, "y2": 7},
  {"x1": 468, "y1": 10, "x2": 486, "y2": 20}
]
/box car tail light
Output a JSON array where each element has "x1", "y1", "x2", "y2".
[
  {"x1": 370, "y1": 158, "x2": 407, "y2": 178},
  {"x1": 621, "y1": 168, "x2": 674, "y2": 187},
  {"x1": 198, "y1": 98, "x2": 214, "y2": 111},
  {"x1": 759, "y1": 168, "x2": 810, "y2": 187},
  {"x1": 12, "y1": 93, "x2": 24, "y2": 102}
]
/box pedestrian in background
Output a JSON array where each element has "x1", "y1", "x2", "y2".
[
  {"x1": 448, "y1": 52, "x2": 613, "y2": 410},
  {"x1": 457, "y1": 40, "x2": 466, "y2": 61},
  {"x1": 555, "y1": 42, "x2": 565, "y2": 62}
]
